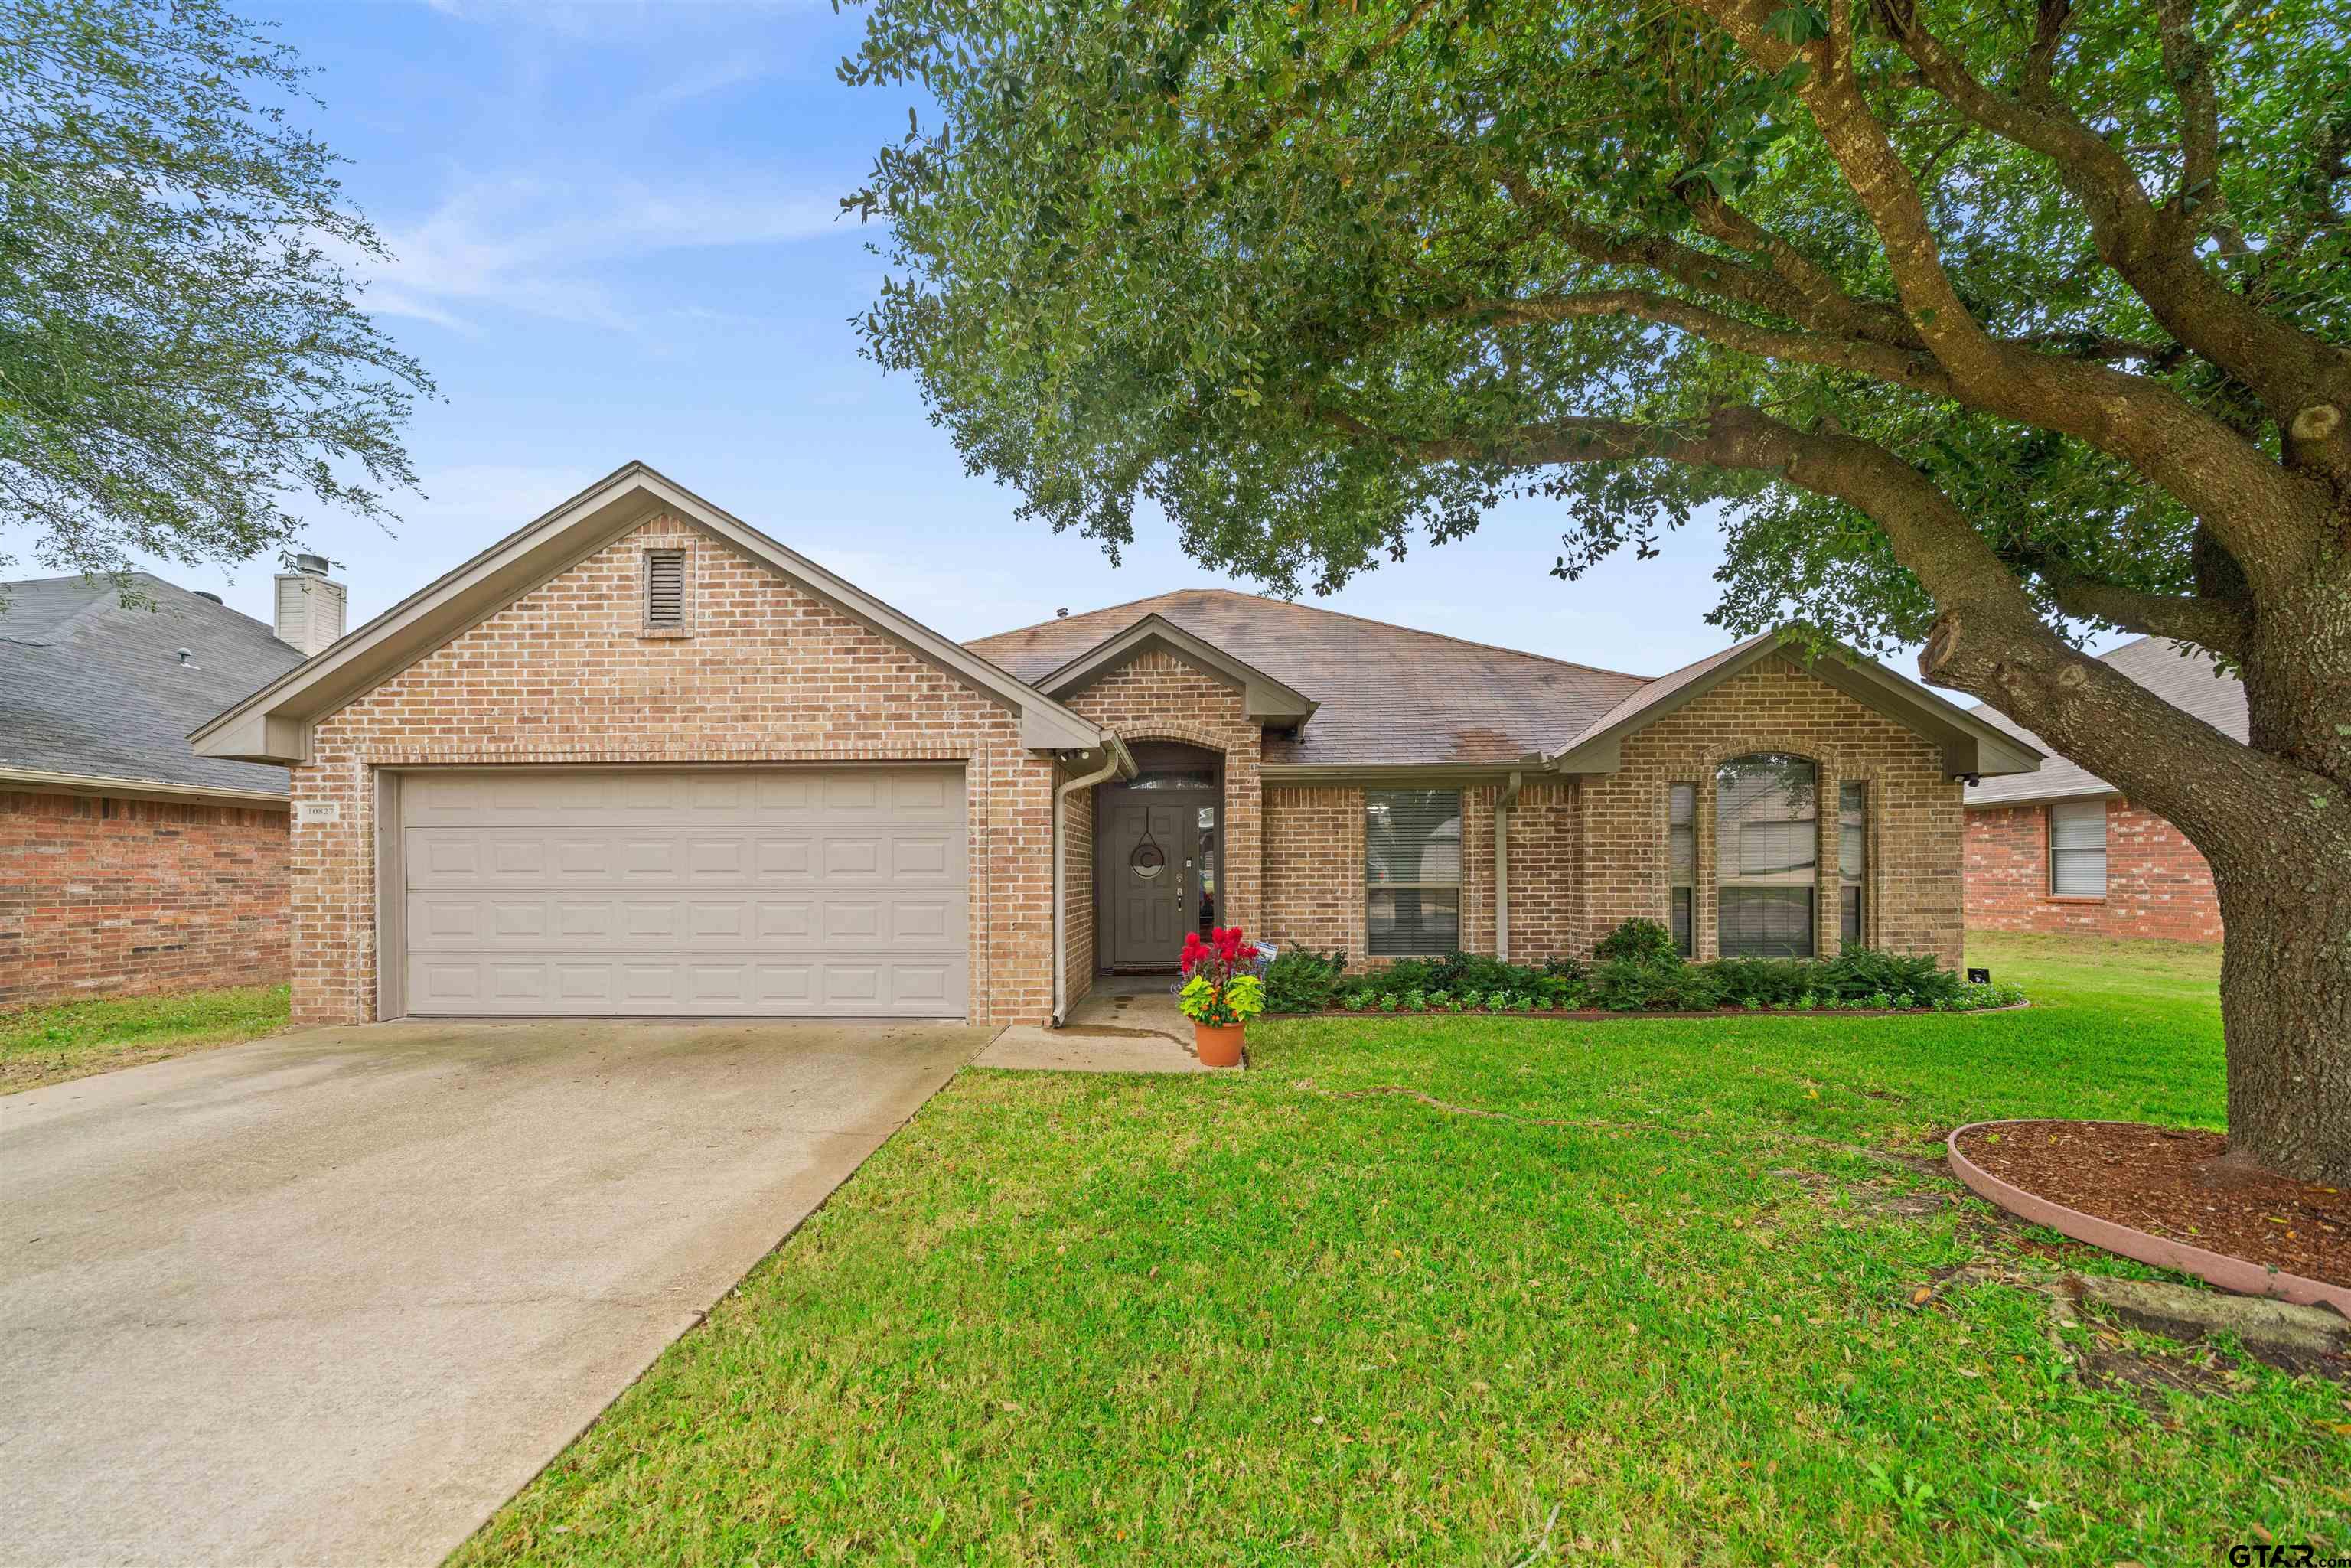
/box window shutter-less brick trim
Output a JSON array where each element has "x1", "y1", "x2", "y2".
[
  {"x1": 642, "y1": 548, "x2": 689, "y2": 635},
  {"x1": 2049, "y1": 799, "x2": 2108, "y2": 897}
]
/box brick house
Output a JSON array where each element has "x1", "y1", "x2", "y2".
[
  {"x1": 0, "y1": 562, "x2": 350, "y2": 1009},
  {"x1": 1963, "y1": 637, "x2": 2242, "y2": 944},
  {"x1": 191, "y1": 463, "x2": 2040, "y2": 1028}
]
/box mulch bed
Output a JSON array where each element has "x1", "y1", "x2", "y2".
[{"x1": 1954, "y1": 1121, "x2": 2350, "y2": 1291}]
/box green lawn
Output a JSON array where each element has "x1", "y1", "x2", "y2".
[
  {"x1": 0, "y1": 984, "x2": 290, "y2": 1093},
  {"x1": 457, "y1": 934, "x2": 2348, "y2": 1566}
]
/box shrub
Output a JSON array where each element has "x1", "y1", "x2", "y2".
[
  {"x1": 1263, "y1": 946, "x2": 1346, "y2": 1014},
  {"x1": 1585, "y1": 957, "x2": 1725, "y2": 1012},
  {"x1": 1595, "y1": 918, "x2": 1679, "y2": 965},
  {"x1": 1707, "y1": 957, "x2": 1813, "y2": 1008},
  {"x1": 1943, "y1": 980, "x2": 2027, "y2": 1012},
  {"x1": 1821, "y1": 947, "x2": 1961, "y2": 1005}
]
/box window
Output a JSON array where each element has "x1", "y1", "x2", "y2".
[
  {"x1": 1838, "y1": 780, "x2": 1867, "y2": 947},
  {"x1": 1716, "y1": 753, "x2": 1817, "y2": 957},
  {"x1": 643, "y1": 549, "x2": 687, "y2": 631},
  {"x1": 1366, "y1": 790, "x2": 1461, "y2": 956},
  {"x1": 2049, "y1": 800, "x2": 2108, "y2": 897},
  {"x1": 1668, "y1": 783, "x2": 1697, "y2": 957}
]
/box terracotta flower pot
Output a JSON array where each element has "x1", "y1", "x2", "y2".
[{"x1": 1193, "y1": 1022, "x2": 1245, "y2": 1068}]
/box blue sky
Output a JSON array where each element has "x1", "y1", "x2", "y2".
[{"x1": 100, "y1": 0, "x2": 1933, "y2": 680}]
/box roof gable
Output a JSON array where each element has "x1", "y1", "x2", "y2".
[
  {"x1": 1039, "y1": 614, "x2": 1318, "y2": 725},
  {"x1": 1544, "y1": 633, "x2": 2043, "y2": 780},
  {"x1": 191, "y1": 463, "x2": 1105, "y2": 763}
]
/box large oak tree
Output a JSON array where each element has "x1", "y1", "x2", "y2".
[{"x1": 845, "y1": 0, "x2": 2350, "y2": 1178}]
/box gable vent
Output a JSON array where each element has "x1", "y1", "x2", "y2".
[{"x1": 644, "y1": 549, "x2": 687, "y2": 631}]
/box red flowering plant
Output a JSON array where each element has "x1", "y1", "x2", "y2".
[{"x1": 1176, "y1": 926, "x2": 1267, "y2": 1028}]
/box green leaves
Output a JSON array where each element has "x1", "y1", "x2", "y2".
[
  {"x1": 843, "y1": 0, "x2": 2348, "y2": 638},
  {"x1": 0, "y1": 0, "x2": 432, "y2": 584}
]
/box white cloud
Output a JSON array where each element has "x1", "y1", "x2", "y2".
[{"x1": 350, "y1": 174, "x2": 848, "y2": 332}]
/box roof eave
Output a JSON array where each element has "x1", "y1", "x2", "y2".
[{"x1": 191, "y1": 461, "x2": 1105, "y2": 762}]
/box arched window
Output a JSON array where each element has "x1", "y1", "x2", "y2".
[{"x1": 1715, "y1": 753, "x2": 1818, "y2": 957}]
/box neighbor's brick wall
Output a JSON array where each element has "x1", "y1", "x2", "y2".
[
  {"x1": 0, "y1": 790, "x2": 289, "y2": 1009},
  {"x1": 1062, "y1": 649, "x2": 1263, "y2": 937},
  {"x1": 1965, "y1": 797, "x2": 2223, "y2": 942},
  {"x1": 292, "y1": 514, "x2": 1060, "y2": 1027},
  {"x1": 1577, "y1": 656, "x2": 1964, "y2": 966}
]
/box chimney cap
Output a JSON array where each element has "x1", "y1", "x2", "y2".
[{"x1": 292, "y1": 553, "x2": 332, "y2": 578}]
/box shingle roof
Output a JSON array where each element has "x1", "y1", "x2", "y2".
[
  {"x1": 0, "y1": 573, "x2": 303, "y2": 797},
  {"x1": 964, "y1": 588, "x2": 1652, "y2": 767},
  {"x1": 1964, "y1": 637, "x2": 2246, "y2": 808}
]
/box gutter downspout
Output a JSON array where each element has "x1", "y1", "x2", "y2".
[
  {"x1": 1495, "y1": 770, "x2": 1524, "y2": 963},
  {"x1": 1053, "y1": 732, "x2": 1135, "y2": 1028}
]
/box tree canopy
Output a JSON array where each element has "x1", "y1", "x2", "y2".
[
  {"x1": 844, "y1": 0, "x2": 2351, "y2": 1180},
  {"x1": 0, "y1": 0, "x2": 430, "y2": 588}
]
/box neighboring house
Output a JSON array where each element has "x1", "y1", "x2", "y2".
[
  {"x1": 0, "y1": 559, "x2": 348, "y2": 1009},
  {"x1": 1963, "y1": 637, "x2": 2242, "y2": 943},
  {"x1": 191, "y1": 463, "x2": 2040, "y2": 1028}
]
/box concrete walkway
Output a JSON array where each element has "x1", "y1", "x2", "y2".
[
  {"x1": 0, "y1": 1017, "x2": 987, "y2": 1568},
  {"x1": 977, "y1": 983, "x2": 1234, "y2": 1073}
]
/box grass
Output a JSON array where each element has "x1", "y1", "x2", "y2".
[
  {"x1": 0, "y1": 984, "x2": 290, "y2": 1093},
  {"x1": 455, "y1": 934, "x2": 2349, "y2": 1565}
]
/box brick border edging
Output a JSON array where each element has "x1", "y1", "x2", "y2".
[
  {"x1": 1267, "y1": 1001, "x2": 2031, "y2": 1022},
  {"x1": 1945, "y1": 1119, "x2": 2351, "y2": 1315}
]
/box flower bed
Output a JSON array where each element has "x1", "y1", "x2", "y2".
[{"x1": 1260, "y1": 921, "x2": 2025, "y2": 1018}]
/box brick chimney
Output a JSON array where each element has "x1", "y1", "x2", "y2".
[{"x1": 273, "y1": 553, "x2": 347, "y2": 657}]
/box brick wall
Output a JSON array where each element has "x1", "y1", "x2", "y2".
[
  {"x1": 1062, "y1": 649, "x2": 1263, "y2": 937},
  {"x1": 1577, "y1": 656, "x2": 1964, "y2": 966},
  {"x1": 1262, "y1": 785, "x2": 1365, "y2": 958},
  {"x1": 1965, "y1": 797, "x2": 2223, "y2": 942},
  {"x1": 1502, "y1": 781, "x2": 1580, "y2": 962},
  {"x1": 292, "y1": 515, "x2": 1059, "y2": 1027},
  {"x1": 0, "y1": 789, "x2": 289, "y2": 1009},
  {"x1": 1060, "y1": 760, "x2": 1095, "y2": 1007}
]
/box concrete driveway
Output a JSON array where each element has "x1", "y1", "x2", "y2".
[{"x1": 0, "y1": 1017, "x2": 989, "y2": 1567}]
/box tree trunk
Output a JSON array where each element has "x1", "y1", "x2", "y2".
[{"x1": 2211, "y1": 862, "x2": 2351, "y2": 1185}]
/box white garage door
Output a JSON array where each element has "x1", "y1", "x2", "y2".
[{"x1": 397, "y1": 768, "x2": 967, "y2": 1017}]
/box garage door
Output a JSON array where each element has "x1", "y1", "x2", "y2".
[{"x1": 397, "y1": 768, "x2": 967, "y2": 1017}]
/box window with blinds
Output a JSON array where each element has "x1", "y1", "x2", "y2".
[
  {"x1": 1668, "y1": 783, "x2": 1696, "y2": 957},
  {"x1": 2049, "y1": 800, "x2": 2108, "y2": 897},
  {"x1": 1366, "y1": 789, "x2": 1461, "y2": 956},
  {"x1": 1838, "y1": 780, "x2": 1867, "y2": 946},
  {"x1": 1717, "y1": 753, "x2": 1817, "y2": 957},
  {"x1": 643, "y1": 549, "x2": 687, "y2": 631}
]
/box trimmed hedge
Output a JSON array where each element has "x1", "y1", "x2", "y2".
[{"x1": 1267, "y1": 922, "x2": 2022, "y2": 1016}]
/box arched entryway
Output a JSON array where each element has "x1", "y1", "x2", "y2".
[{"x1": 1095, "y1": 740, "x2": 1224, "y2": 972}]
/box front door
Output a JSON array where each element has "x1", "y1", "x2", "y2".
[{"x1": 1104, "y1": 798, "x2": 1192, "y2": 970}]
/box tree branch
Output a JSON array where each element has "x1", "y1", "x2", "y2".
[
  {"x1": 1312, "y1": 398, "x2": 2302, "y2": 848},
  {"x1": 2032, "y1": 562, "x2": 2250, "y2": 658}
]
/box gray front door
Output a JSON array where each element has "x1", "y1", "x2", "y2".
[{"x1": 1104, "y1": 799, "x2": 1191, "y2": 969}]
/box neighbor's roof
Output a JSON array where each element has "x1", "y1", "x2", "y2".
[
  {"x1": 967, "y1": 589, "x2": 1654, "y2": 768},
  {"x1": 1965, "y1": 637, "x2": 2247, "y2": 808},
  {"x1": 0, "y1": 573, "x2": 302, "y2": 800}
]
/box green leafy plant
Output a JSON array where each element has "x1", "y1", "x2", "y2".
[
  {"x1": 1585, "y1": 958, "x2": 1726, "y2": 1012},
  {"x1": 1594, "y1": 918, "x2": 1680, "y2": 965},
  {"x1": 1263, "y1": 946, "x2": 1347, "y2": 1015}
]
